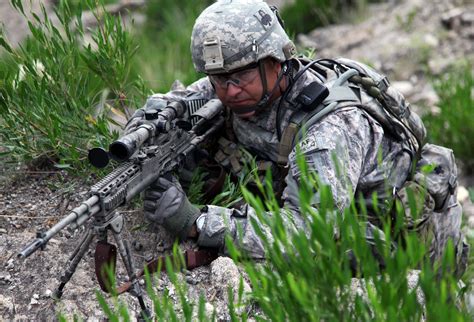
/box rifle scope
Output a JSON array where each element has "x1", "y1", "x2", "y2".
[{"x1": 110, "y1": 101, "x2": 187, "y2": 162}]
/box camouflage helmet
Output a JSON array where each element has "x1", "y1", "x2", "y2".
[{"x1": 191, "y1": 0, "x2": 296, "y2": 74}]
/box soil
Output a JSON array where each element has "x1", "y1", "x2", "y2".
[{"x1": 0, "y1": 169, "x2": 240, "y2": 320}]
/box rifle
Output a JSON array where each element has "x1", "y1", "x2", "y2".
[{"x1": 18, "y1": 98, "x2": 224, "y2": 318}]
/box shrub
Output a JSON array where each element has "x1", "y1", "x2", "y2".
[
  {"x1": 226, "y1": 152, "x2": 468, "y2": 321},
  {"x1": 0, "y1": 0, "x2": 148, "y2": 170},
  {"x1": 92, "y1": 155, "x2": 470, "y2": 321},
  {"x1": 423, "y1": 65, "x2": 474, "y2": 174},
  {"x1": 131, "y1": 0, "x2": 213, "y2": 92}
]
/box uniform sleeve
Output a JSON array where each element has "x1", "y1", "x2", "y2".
[
  {"x1": 284, "y1": 107, "x2": 371, "y2": 213},
  {"x1": 196, "y1": 108, "x2": 377, "y2": 259}
]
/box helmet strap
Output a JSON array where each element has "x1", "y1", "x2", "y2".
[
  {"x1": 232, "y1": 61, "x2": 287, "y2": 116},
  {"x1": 256, "y1": 61, "x2": 287, "y2": 109}
]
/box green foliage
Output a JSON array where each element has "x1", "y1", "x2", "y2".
[
  {"x1": 280, "y1": 0, "x2": 386, "y2": 36},
  {"x1": 132, "y1": 0, "x2": 213, "y2": 92},
  {"x1": 396, "y1": 7, "x2": 419, "y2": 32},
  {"x1": 0, "y1": 0, "x2": 148, "y2": 170},
  {"x1": 0, "y1": 0, "x2": 213, "y2": 170},
  {"x1": 55, "y1": 152, "x2": 470, "y2": 320},
  {"x1": 224, "y1": 150, "x2": 469, "y2": 321},
  {"x1": 423, "y1": 65, "x2": 474, "y2": 173}
]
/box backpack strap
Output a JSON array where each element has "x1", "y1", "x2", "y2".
[{"x1": 277, "y1": 69, "x2": 361, "y2": 165}]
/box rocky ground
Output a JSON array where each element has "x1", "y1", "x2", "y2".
[
  {"x1": 1, "y1": 0, "x2": 474, "y2": 320},
  {"x1": 0, "y1": 169, "x2": 251, "y2": 320}
]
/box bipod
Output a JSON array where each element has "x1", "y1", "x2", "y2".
[{"x1": 53, "y1": 211, "x2": 151, "y2": 320}]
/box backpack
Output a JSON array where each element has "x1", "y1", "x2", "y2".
[
  {"x1": 277, "y1": 58, "x2": 468, "y2": 275},
  {"x1": 277, "y1": 57, "x2": 426, "y2": 166}
]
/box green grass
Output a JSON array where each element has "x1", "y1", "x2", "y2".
[
  {"x1": 280, "y1": 0, "x2": 387, "y2": 36},
  {"x1": 131, "y1": 0, "x2": 213, "y2": 92},
  {"x1": 89, "y1": 157, "x2": 471, "y2": 321},
  {"x1": 0, "y1": 0, "x2": 149, "y2": 170},
  {"x1": 423, "y1": 64, "x2": 474, "y2": 174}
]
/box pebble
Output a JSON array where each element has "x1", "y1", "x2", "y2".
[
  {"x1": 6, "y1": 259, "x2": 14, "y2": 270},
  {"x1": 185, "y1": 276, "x2": 198, "y2": 285},
  {"x1": 132, "y1": 240, "x2": 143, "y2": 251},
  {"x1": 423, "y1": 34, "x2": 439, "y2": 47},
  {"x1": 44, "y1": 289, "x2": 52, "y2": 298},
  {"x1": 0, "y1": 228, "x2": 7, "y2": 234},
  {"x1": 0, "y1": 273, "x2": 12, "y2": 283},
  {"x1": 48, "y1": 238, "x2": 61, "y2": 245}
]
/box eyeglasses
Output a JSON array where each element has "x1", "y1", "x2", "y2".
[{"x1": 208, "y1": 63, "x2": 260, "y2": 89}]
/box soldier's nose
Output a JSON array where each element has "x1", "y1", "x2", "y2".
[{"x1": 225, "y1": 82, "x2": 243, "y2": 96}]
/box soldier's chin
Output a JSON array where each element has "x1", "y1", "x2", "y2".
[
  {"x1": 230, "y1": 104, "x2": 257, "y2": 118},
  {"x1": 236, "y1": 111, "x2": 255, "y2": 118}
]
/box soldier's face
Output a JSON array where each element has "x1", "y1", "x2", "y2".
[{"x1": 212, "y1": 59, "x2": 283, "y2": 118}]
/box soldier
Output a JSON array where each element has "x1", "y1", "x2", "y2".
[{"x1": 127, "y1": 0, "x2": 468, "y2": 275}]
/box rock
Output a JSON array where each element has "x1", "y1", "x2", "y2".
[
  {"x1": 205, "y1": 303, "x2": 215, "y2": 317},
  {"x1": 468, "y1": 216, "x2": 474, "y2": 229},
  {"x1": 392, "y1": 81, "x2": 415, "y2": 97},
  {"x1": 423, "y1": 34, "x2": 439, "y2": 48},
  {"x1": 132, "y1": 240, "x2": 143, "y2": 251},
  {"x1": 0, "y1": 294, "x2": 15, "y2": 315},
  {"x1": 43, "y1": 289, "x2": 52, "y2": 298},
  {"x1": 350, "y1": 270, "x2": 425, "y2": 317},
  {"x1": 6, "y1": 259, "x2": 14, "y2": 270},
  {"x1": 0, "y1": 273, "x2": 12, "y2": 284},
  {"x1": 411, "y1": 83, "x2": 440, "y2": 107},
  {"x1": 457, "y1": 186, "x2": 470, "y2": 203},
  {"x1": 210, "y1": 257, "x2": 252, "y2": 317},
  {"x1": 465, "y1": 288, "x2": 474, "y2": 315},
  {"x1": 463, "y1": 203, "x2": 474, "y2": 221},
  {"x1": 441, "y1": 7, "x2": 466, "y2": 30}
]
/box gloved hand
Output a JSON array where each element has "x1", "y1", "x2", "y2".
[{"x1": 144, "y1": 174, "x2": 201, "y2": 240}]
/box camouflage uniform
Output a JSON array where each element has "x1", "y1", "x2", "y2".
[
  {"x1": 144, "y1": 57, "x2": 468, "y2": 275},
  {"x1": 140, "y1": 0, "x2": 468, "y2": 275}
]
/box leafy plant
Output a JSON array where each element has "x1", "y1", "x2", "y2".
[
  {"x1": 0, "y1": 0, "x2": 148, "y2": 170},
  {"x1": 131, "y1": 0, "x2": 213, "y2": 92},
  {"x1": 423, "y1": 64, "x2": 474, "y2": 173},
  {"x1": 224, "y1": 150, "x2": 469, "y2": 321}
]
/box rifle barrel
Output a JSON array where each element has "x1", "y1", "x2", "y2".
[{"x1": 17, "y1": 195, "x2": 100, "y2": 259}]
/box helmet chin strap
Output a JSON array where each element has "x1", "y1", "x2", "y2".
[{"x1": 232, "y1": 61, "x2": 288, "y2": 116}]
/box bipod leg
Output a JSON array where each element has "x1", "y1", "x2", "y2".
[
  {"x1": 54, "y1": 228, "x2": 94, "y2": 299},
  {"x1": 112, "y1": 229, "x2": 151, "y2": 320}
]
